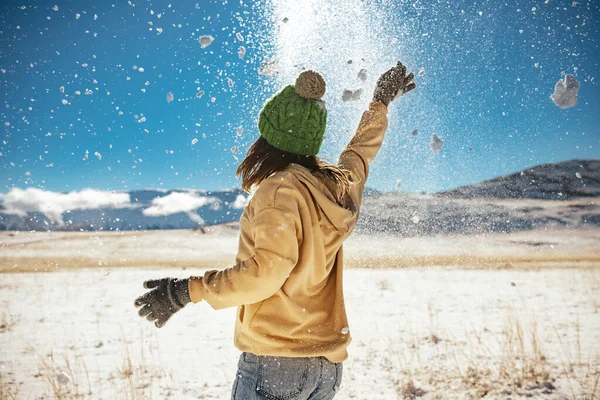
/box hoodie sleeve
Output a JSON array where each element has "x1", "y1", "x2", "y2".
[
  {"x1": 338, "y1": 100, "x2": 388, "y2": 207},
  {"x1": 188, "y1": 183, "x2": 301, "y2": 309}
]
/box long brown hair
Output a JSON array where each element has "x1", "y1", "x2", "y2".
[{"x1": 236, "y1": 137, "x2": 351, "y2": 205}]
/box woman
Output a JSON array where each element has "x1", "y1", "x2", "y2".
[{"x1": 134, "y1": 61, "x2": 415, "y2": 399}]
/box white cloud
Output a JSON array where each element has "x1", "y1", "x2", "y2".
[
  {"x1": 233, "y1": 194, "x2": 250, "y2": 209},
  {"x1": 142, "y1": 192, "x2": 217, "y2": 218},
  {"x1": 2, "y1": 188, "x2": 132, "y2": 226}
]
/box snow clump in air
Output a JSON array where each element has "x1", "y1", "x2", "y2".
[
  {"x1": 342, "y1": 89, "x2": 362, "y2": 102},
  {"x1": 551, "y1": 74, "x2": 579, "y2": 109},
  {"x1": 199, "y1": 35, "x2": 214, "y2": 48},
  {"x1": 430, "y1": 134, "x2": 444, "y2": 153},
  {"x1": 258, "y1": 58, "x2": 279, "y2": 76},
  {"x1": 56, "y1": 371, "x2": 71, "y2": 386},
  {"x1": 357, "y1": 69, "x2": 367, "y2": 81},
  {"x1": 238, "y1": 46, "x2": 246, "y2": 59},
  {"x1": 166, "y1": 92, "x2": 174, "y2": 102}
]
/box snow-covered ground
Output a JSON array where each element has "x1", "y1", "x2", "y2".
[
  {"x1": 1, "y1": 229, "x2": 599, "y2": 399},
  {"x1": 0, "y1": 267, "x2": 598, "y2": 399}
]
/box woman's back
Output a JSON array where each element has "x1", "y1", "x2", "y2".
[{"x1": 190, "y1": 99, "x2": 389, "y2": 362}]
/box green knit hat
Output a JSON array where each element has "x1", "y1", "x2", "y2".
[{"x1": 258, "y1": 70, "x2": 327, "y2": 156}]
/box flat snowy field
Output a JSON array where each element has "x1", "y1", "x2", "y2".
[
  {"x1": 1, "y1": 227, "x2": 599, "y2": 272},
  {"x1": 1, "y1": 231, "x2": 599, "y2": 399}
]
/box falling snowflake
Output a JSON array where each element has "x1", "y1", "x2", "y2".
[
  {"x1": 236, "y1": 32, "x2": 244, "y2": 41},
  {"x1": 138, "y1": 117, "x2": 146, "y2": 123},
  {"x1": 418, "y1": 68, "x2": 425, "y2": 76},
  {"x1": 282, "y1": 17, "x2": 289, "y2": 23},
  {"x1": 196, "y1": 91, "x2": 204, "y2": 98},
  {"x1": 396, "y1": 179, "x2": 402, "y2": 189},
  {"x1": 412, "y1": 129, "x2": 418, "y2": 136},
  {"x1": 227, "y1": 78, "x2": 234, "y2": 88},
  {"x1": 94, "y1": 151, "x2": 102, "y2": 160},
  {"x1": 411, "y1": 215, "x2": 420, "y2": 224},
  {"x1": 166, "y1": 92, "x2": 174, "y2": 102},
  {"x1": 59, "y1": 86, "x2": 65, "y2": 93},
  {"x1": 575, "y1": 172, "x2": 582, "y2": 179},
  {"x1": 52, "y1": 5, "x2": 59, "y2": 11},
  {"x1": 238, "y1": 46, "x2": 246, "y2": 59},
  {"x1": 236, "y1": 126, "x2": 243, "y2": 136},
  {"x1": 191, "y1": 138, "x2": 198, "y2": 145}
]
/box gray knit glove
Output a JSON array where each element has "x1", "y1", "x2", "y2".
[
  {"x1": 373, "y1": 61, "x2": 416, "y2": 106},
  {"x1": 134, "y1": 278, "x2": 191, "y2": 328}
]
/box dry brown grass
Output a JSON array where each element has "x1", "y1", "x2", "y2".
[
  {"x1": 0, "y1": 301, "x2": 16, "y2": 334},
  {"x1": 36, "y1": 348, "x2": 92, "y2": 399},
  {"x1": 0, "y1": 372, "x2": 19, "y2": 400},
  {"x1": 382, "y1": 308, "x2": 600, "y2": 399},
  {"x1": 30, "y1": 331, "x2": 175, "y2": 399}
]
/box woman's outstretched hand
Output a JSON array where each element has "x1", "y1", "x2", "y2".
[
  {"x1": 134, "y1": 277, "x2": 191, "y2": 328},
  {"x1": 373, "y1": 61, "x2": 416, "y2": 106}
]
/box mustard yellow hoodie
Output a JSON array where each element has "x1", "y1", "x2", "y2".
[{"x1": 188, "y1": 101, "x2": 388, "y2": 363}]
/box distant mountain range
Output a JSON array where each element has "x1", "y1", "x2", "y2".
[
  {"x1": 355, "y1": 159, "x2": 599, "y2": 236},
  {"x1": 439, "y1": 159, "x2": 599, "y2": 200},
  {"x1": 0, "y1": 159, "x2": 598, "y2": 233}
]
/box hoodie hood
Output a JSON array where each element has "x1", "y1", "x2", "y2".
[{"x1": 285, "y1": 164, "x2": 357, "y2": 235}]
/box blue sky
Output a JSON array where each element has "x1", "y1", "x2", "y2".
[{"x1": 1, "y1": 0, "x2": 599, "y2": 195}]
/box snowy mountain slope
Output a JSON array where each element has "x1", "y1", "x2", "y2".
[
  {"x1": 438, "y1": 159, "x2": 600, "y2": 200},
  {"x1": 354, "y1": 192, "x2": 599, "y2": 236}
]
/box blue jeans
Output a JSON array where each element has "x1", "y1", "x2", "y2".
[{"x1": 231, "y1": 352, "x2": 343, "y2": 400}]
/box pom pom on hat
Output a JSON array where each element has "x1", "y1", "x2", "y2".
[{"x1": 294, "y1": 70, "x2": 326, "y2": 100}]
